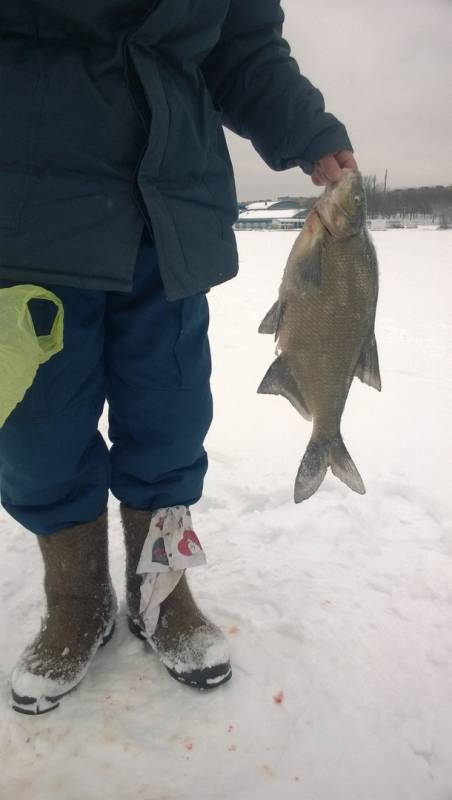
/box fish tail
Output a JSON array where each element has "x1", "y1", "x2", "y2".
[
  {"x1": 294, "y1": 434, "x2": 366, "y2": 503},
  {"x1": 294, "y1": 439, "x2": 329, "y2": 503},
  {"x1": 329, "y1": 435, "x2": 366, "y2": 495}
]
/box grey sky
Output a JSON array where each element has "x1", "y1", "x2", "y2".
[{"x1": 226, "y1": 0, "x2": 452, "y2": 201}]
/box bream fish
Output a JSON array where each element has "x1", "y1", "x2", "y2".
[{"x1": 258, "y1": 169, "x2": 381, "y2": 502}]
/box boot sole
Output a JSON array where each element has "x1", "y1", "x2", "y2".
[
  {"x1": 127, "y1": 616, "x2": 232, "y2": 691},
  {"x1": 11, "y1": 621, "x2": 116, "y2": 715}
]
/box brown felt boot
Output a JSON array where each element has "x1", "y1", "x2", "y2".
[
  {"x1": 11, "y1": 510, "x2": 117, "y2": 715},
  {"x1": 121, "y1": 504, "x2": 231, "y2": 690}
]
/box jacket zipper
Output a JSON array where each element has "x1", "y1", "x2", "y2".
[{"x1": 122, "y1": 20, "x2": 157, "y2": 241}]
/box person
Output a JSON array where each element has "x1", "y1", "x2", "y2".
[{"x1": 0, "y1": 1, "x2": 357, "y2": 715}]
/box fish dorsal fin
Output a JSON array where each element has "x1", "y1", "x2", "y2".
[
  {"x1": 355, "y1": 333, "x2": 382, "y2": 391},
  {"x1": 258, "y1": 300, "x2": 286, "y2": 340},
  {"x1": 295, "y1": 238, "x2": 323, "y2": 289},
  {"x1": 257, "y1": 356, "x2": 311, "y2": 421}
]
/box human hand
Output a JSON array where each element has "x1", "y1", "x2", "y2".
[{"x1": 311, "y1": 150, "x2": 358, "y2": 186}]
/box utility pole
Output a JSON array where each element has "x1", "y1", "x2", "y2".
[{"x1": 383, "y1": 169, "x2": 388, "y2": 217}]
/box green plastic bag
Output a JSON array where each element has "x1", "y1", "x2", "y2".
[{"x1": 0, "y1": 285, "x2": 64, "y2": 427}]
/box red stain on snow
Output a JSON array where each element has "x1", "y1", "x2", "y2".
[
  {"x1": 261, "y1": 766, "x2": 275, "y2": 779},
  {"x1": 273, "y1": 691, "x2": 284, "y2": 705},
  {"x1": 227, "y1": 625, "x2": 240, "y2": 635}
]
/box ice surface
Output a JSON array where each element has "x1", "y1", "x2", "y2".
[{"x1": 0, "y1": 229, "x2": 451, "y2": 799}]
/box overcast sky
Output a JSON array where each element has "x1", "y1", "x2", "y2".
[{"x1": 226, "y1": 0, "x2": 452, "y2": 201}]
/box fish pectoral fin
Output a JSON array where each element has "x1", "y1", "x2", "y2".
[
  {"x1": 258, "y1": 300, "x2": 284, "y2": 337},
  {"x1": 296, "y1": 238, "x2": 322, "y2": 289},
  {"x1": 257, "y1": 356, "x2": 311, "y2": 421},
  {"x1": 355, "y1": 333, "x2": 382, "y2": 391}
]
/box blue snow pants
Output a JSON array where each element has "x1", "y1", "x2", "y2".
[{"x1": 0, "y1": 232, "x2": 213, "y2": 535}]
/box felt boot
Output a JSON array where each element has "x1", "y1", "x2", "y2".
[
  {"x1": 11, "y1": 510, "x2": 117, "y2": 715},
  {"x1": 121, "y1": 504, "x2": 231, "y2": 690}
]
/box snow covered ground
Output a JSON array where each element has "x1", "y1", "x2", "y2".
[{"x1": 1, "y1": 229, "x2": 451, "y2": 800}]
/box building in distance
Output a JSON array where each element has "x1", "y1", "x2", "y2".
[{"x1": 235, "y1": 198, "x2": 308, "y2": 231}]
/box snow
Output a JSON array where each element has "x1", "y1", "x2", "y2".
[{"x1": 1, "y1": 228, "x2": 452, "y2": 799}]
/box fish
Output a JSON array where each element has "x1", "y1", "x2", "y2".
[{"x1": 257, "y1": 168, "x2": 381, "y2": 503}]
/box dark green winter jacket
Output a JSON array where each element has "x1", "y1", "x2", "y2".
[{"x1": 0, "y1": 1, "x2": 352, "y2": 300}]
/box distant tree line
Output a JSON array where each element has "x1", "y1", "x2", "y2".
[{"x1": 361, "y1": 177, "x2": 452, "y2": 224}]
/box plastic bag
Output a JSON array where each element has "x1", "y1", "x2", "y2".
[{"x1": 0, "y1": 285, "x2": 64, "y2": 427}]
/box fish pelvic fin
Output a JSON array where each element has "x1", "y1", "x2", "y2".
[
  {"x1": 294, "y1": 434, "x2": 366, "y2": 503},
  {"x1": 258, "y1": 301, "x2": 279, "y2": 334},
  {"x1": 355, "y1": 332, "x2": 382, "y2": 391},
  {"x1": 257, "y1": 356, "x2": 311, "y2": 421},
  {"x1": 258, "y1": 300, "x2": 286, "y2": 339}
]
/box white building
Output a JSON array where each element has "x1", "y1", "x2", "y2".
[{"x1": 235, "y1": 199, "x2": 308, "y2": 230}]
